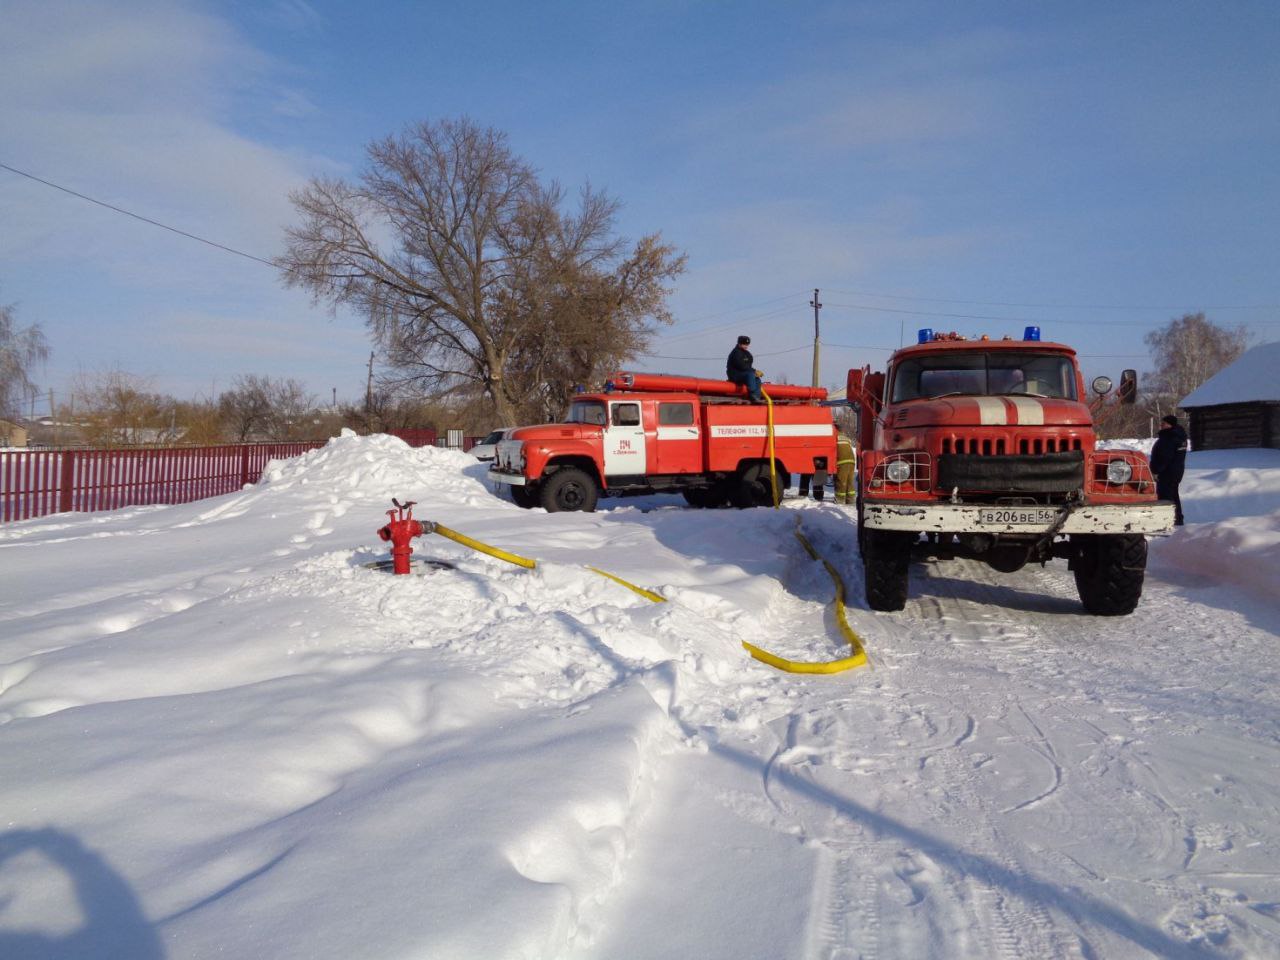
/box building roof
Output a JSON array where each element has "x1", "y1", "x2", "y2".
[{"x1": 1181, "y1": 341, "x2": 1280, "y2": 407}]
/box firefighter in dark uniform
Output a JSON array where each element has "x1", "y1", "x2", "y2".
[
  {"x1": 726, "y1": 335, "x2": 764, "y2": 403},
  {"x1": 835, "y1": 431, "x2": 857, "y2": 504},
  {"x1": 1149, "y1": 413, "x2": 1188, "y2": 525}
]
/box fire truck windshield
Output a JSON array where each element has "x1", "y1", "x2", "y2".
[
  {"x1": 891, "y1": 353, "x2": 1078, "y2": 403},
  {"x1": 565, "y1": 400, "x2": 606, "y2": 425}
]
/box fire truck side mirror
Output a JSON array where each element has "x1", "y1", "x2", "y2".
[
  {"x1": 1118, "y1": 369, "x2": 1137, "y2": 405},
  {"x1": 1091, "y1": 375, "x2": 1113, "y2": 397}
]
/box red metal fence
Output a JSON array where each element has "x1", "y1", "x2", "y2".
[{"x1": 1, "y1": 443, "x2": 323, "y2": 523}]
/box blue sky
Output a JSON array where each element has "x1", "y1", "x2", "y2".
[{"x1": 2, "y1": 0, "x2": 1278, "y2": 412}]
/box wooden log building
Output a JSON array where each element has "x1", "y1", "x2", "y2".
[{"x1": 1179, "y1": 341, "x2": 1280, "y2": 451}]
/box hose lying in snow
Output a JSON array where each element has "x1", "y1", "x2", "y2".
[
  {"x1": 740, "y1": 526, "x2": 870, "y2": 675},
  {"x1": 584, "y1": 566, "x2": 667, "y2": 603},
  {"x1": 426, "y1": 519, "x2": 870, "y2": 674},
  {"x1": 431, "y1": 522, "x2": 537, "y2": 569},
  {"x1": 428, "y1": 522, "x2": 662, "y2": 600}
]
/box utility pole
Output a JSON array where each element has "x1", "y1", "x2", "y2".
[
  {"x1": 810, "y1": 288, "x2": 822, "y2": 388},
  {"x1": 332, "y1": 387, "x2": 337, "y2": 410},
  {"x1": 365, "y1": 351, "x2": 374, "y2": 422}
]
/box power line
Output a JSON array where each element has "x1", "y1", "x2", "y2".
[
  {"x1": 0, "y1": 160, "x2": 276, "y2": 268},
  {"x1": 826, "y1": 286, "x2": 1280, "y2": 312},
  {"x1": 673, "y1": 291, "x2": 810, "y2": 327},
  {"x1": 647, "y1": 343, "x2": 814, "y2": 361},
  {"x1": 662, "y1": 300, "x2": 809, "y2": 343},
  {"x1": 823, "y1": 299, "x2": 1280, "y2": 327},
  {"x1": 650, "y1": 339, "x2": 1153, "y2": 362},
  {"x1": 9, "y1": 156, "x2": 1275, "y2": 328}
]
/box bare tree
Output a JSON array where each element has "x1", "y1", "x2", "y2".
[
  {"x1": 262, "y1": 377, "x2": 316, "y2": 441},
  {"x1": 174, "y1": 398, "x2": 227, "y2": 445},
  {"x1": 1143, "y1": 313, "x2": 1249, "y2": 418},
  {"x1": 73, "y1": 369, "x2": 179, "y2": 446},
  {"x1": 218, "y1": 375, "x2": 272, "y2": 441},
  {"x1": 1, "y1": 298, "x2": 50, "y2": 420},
  {"x1": 278, "y1": 118, "x2": 685, "y2": 426},
  {"x1": 219, "y1": 375, "x2": 317, "y2": 441}
]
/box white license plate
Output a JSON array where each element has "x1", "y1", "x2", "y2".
[{"x1": 978, "y1": 507, "x2": 1057, "y2": 525}]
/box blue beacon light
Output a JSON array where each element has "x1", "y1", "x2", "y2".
[
  {"x1": 917, "y1": 328, "x2": 934, "y2": 344},
  {"x1": 1023, "y1": 326, "x2": 1041, "y2": 341}
]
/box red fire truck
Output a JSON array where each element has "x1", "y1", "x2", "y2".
[
  {"x1": 848, "y1": 327, "x2": 1173, "y2": 615},
  {"x1": 489, "y1": 372, "x2": 836, "y2": 512}
]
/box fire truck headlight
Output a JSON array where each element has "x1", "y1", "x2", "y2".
[
  {"x1": 1106, "y1": 459, "x2": 1133, "y2": 484},
  {"x1": 885, "y1": 459, "x2": 912, "y2": 483}
]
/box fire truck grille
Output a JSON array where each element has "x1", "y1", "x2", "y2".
[
  {"x1": 940, "y1": 436, "x2": 1084, "y2": 455},
  {"x1": 937, "y1": 451, "x2": 1084, "y2": 494}
]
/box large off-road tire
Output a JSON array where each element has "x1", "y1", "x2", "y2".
[
  {"x1": 732, "y1": 476, "x2": 770, "y2": 509},
  {"x1": 1073, "y1": 534, "x2": 1147, "y2": 615},
  {"x1": 680, "y1": 488, "x2": 721, "y2": 512},
  {"x1": 685, "y1": 481, "x2": 731, "y2": 509},
  {"x1": 540, "y1": 467, "x2": 599, "y2": 513},
  {"x1": 856, "y1": 497, "x2": 867, "y2": 558},
  {"x1": 863, "y1": 529, "x2": 914, "y2": 611},
  {"x1": 732, "y1": 464, "x2": 782, "y2": 508},
  {"x1": 510, "y1": 484, "x2": 538, "y2": 509}
]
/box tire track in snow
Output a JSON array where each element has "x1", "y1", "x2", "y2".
[{"x1": 851, "y1": 553, "x2": 1093, "y2": 957}]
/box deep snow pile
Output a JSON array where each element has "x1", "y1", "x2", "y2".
[{"x1": 1, "y1": 433, "x2": 1278, "y2": 960}]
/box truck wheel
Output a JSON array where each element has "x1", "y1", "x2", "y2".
[
  {"x1": 683, "y1": 485, "x2": 730, "y2": 508},
  {"x1": 732, "y1": 476, "x2": 769, "y2": 509},
  {"x1": 683, "y1": 488, "x2": 715, "y2": 508},
  {"x1": 732, "y1": 464, "x2": 777, "y2": 508},
  {"x1": 863, "y1": 530, "x2": 914, "y2": 611},
  {"x1": 856, "y1": 498, "x2": 866, "y2": 558},
  {"x1": 540, "y1": 467, "x2": 598, "y2": 513},
  {"x1": 1073, "y1": 534, "x2": 1147, "y2": 615},
  {"x1": 510, "y1": 485, "x2": 537, "y2": 509}
]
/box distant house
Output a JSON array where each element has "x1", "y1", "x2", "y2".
[
  {"x1": 0, "y1": 419, "x2": 28, "y2": 447},
  {"x1": 1179, "y1": 341, "x2": 1280, "y2": 450}
]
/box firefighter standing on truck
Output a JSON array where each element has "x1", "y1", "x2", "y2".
[{"x1": 835, "y1": 430, "x2": 856, "y2": 504}]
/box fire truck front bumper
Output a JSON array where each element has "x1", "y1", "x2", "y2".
[
  {"x1": 489, "y1": 469, "x2": 528, "y2": 487},
  {"x1": 862, "y1": 500, "x2": 1176, "y2": 535}
]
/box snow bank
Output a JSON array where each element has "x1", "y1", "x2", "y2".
[
  {"x1": 1150, "y1": 448, "x2": 1280, "y2": 600},
  {"x1": 2, "y1": 433, "x2": 1279, "y2": 959}
]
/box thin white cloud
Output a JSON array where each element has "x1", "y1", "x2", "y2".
[{"x1": 0, "y1": 0, "x2": 361, "y2": 397}]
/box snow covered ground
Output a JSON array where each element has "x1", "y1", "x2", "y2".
[{"x1": 2, "y1": 433, "x2": 1278, "y2": 960}]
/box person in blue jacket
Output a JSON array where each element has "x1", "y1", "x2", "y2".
[
  {"x1": 726, "y1": 335, "x2": 764, "y2": 403},
  {"x1": 1149, "y1": 414, "x2": 1188, "y2": 525}
]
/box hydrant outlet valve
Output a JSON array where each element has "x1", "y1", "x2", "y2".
[{"x1": 377, "y1": 498, "x2": 427, "y2": 575}]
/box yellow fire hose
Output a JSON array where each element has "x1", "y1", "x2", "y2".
[
  {"x1": 741, "y1": 394, "x2": 869, "y2": 674},
  {"x1": 425, "y1": 415, "x2": 869, "y2": 676},
  {"x1": 584, "y1": 566, "x2": 667, "y2": 604},
  {"x1": 429, "y1": 522, "x2": 661, "y2": 600},
  {"x1": 763, "y1": 389, "x2": 780, "y2": 508},
  {"x1": 432, "y1": 522, "x2": 536, "y2": 568},
  {"x1": 740, "y1": 526, "x2": 870, "y2": 675}
]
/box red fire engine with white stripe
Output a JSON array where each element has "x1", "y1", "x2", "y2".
[
  {"x1": 489, "y1": 372, "x2": 836, "y2": 512},
  {"x1": 848, "y1": 326, "x2": 1174, "y2": 615}
]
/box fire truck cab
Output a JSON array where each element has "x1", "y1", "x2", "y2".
[
  {"x1": 489, "y1": 372, "x2": 836, "y2": 512},
  {"x1": 848, "y1": 327, "x2": 1174, "y2": 615}
]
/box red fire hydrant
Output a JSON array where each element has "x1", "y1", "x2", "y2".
[{"x1": 377, "y1": 498, "x2": 429, "y2": 574}]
